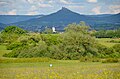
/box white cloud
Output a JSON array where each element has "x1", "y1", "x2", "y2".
[
  {"x1": 48, "y1": 0, "x2": 55, "y2": 4},
  {"x1": 92, "y1": 6, "x2": 101, "y2": 14},
  {"x1": 27, "y1": 11, "x2": 38, "y2": 15},
  {"x1": 30, "y1": 5, "x2": 37, "y2": 11},
  {"x1": 26, "y1": 0, "x2": 34, "y2": 4},
  {"x1": 60, "y1": 0, "x2": 70, "y2": 4},
  {"x1": 0, "y1": 1, "x2": 11, "y2": 7},
  {"x1": 67, "y1": 6, "x2": 84, "y2": 9},
  {"x1": 48, "y1": 0, "x2": 81, "y2": 5},
  {"x1": 26, "y1": 0, "x2": 53, "y2": 8},
  {"x1": 0, "y1": 11, "x2": 6, "y2": 15},
  {"x1": 38, "y1": 3, "x2": 53, "y2": 8},
  {"x1": 26, "y1": 0, "x2": 45, "y2": 4},
  {"x1": 99, "y1": 5, "x2": 120, "y2": 14},
  {"x1": 87, "y1": 0, "x2": 97, "y2": 3},
  {"x1": 0, "y1": 9, "x2": 17, "y2": 15},
  {"x1": 109, "y1": 5, "x2": 120, "y2": 13},
  {"x1": 91, "y1": 5, "x2": 120, "y2": 14},
  {"x1": 8, "y1": 9, "x2": 17, "y2": 15},
  {"x1": 0, "y1": 1, "x2": 8, "y2": 5}
]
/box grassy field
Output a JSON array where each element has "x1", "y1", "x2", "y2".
[
  {"x1": 0, "y1": 61, "x2": 120, "y2": 79},
  {"x1": 0, "y1": 45, "x2": 6, "y2": 50},
  {"x1": 0, "y1": 45, "x2": 11, "y2": 57},
  {"x1": 0, "y1": 39, "x2": 120, "y2": 79},
  {"x1": 96, "y1": 38, "x2": 120, "y2": 47}
]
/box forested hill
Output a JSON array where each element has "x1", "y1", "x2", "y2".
[{"x1": 0, "y1": 7, "x2": 120, "y2": 31}]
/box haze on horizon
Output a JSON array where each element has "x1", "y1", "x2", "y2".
[{"x1": 0, "y1": 0, "x2": 120, "y2": 15}]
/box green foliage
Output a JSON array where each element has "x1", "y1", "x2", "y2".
[
  {"x1": 1, "y1": 33, "x2": 19, "y2": 43},
  {"x1": 48, "y1": 45, "x2": 65, "y2": 59},
  {"x1": 43, "y1": 28, "x2": 53, "y2": 34},
  {"x1": 4, "y1": 41, "x2": 49, "y2": 58},
  {"x1": 109, "y1": 39, "x2": 120, "y2": 43},
  {"x1": 60, "y1": 22, "x2": 98, "y2": 58},
  {"x1": 102, "y1": 58, "x2": 119, "y2": 63},
  {"x1": 18, "y1": 41, "x2": 48, "y2": 58},
  {"x1": 79, "y1": 56, "x2": 100, "y2": 62},
  {"x1": 65, "y1": 21, "x2": 90, "y2": 34},
  {"x1": 0, "y1": 33, "x2": 3, "y2": 43},
  {"x1": 41, "y1": 34, "x2": 60, "y2": 46},
  {"x1": 1, "y1": 26, "x2": 27, "y2": 43},
  {"x1": 113, "y1": 44, "x2": 120, "y2": 53},
  {"x1": 7, "y1": 42, "x2": 24, "y2": 50},
  {"x1": 2, "y1": 22, "x2": 120, "y2": 60},
  {"x1": 1, "y1": 26, "x2": 27, "y2": 34},
  {"x1": 94, "y1": 29, "x2": 120, "y2": 38},
  {"x1": 95, "y1": 43, "x2": 120, "y2": 58}
]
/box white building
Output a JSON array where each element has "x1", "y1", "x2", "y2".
[{"x1": 52, "y1": 27, "x2": 56, "y2": 32}]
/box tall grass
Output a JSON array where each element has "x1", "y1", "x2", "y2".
[
  {"x1": 0, "y1": 61, "x2": 120, "y2": 79},
  {"x1": 0, "y1": 57, "x2": 55, "y2": 63}
]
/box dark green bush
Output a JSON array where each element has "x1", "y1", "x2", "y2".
[
  {"x1": 91, "y1": 57, "x2": 100, "y2": 62},
  {"x1": 79, "y1": 56, "x2": 100, "y2": 62},
  {"x1": 7, "y1": 42, "x2": 24, "y2": 50},
  {"x1": 113, "y1": 44, "x2": 120, "y2": 53},
  {"x1": 102, "y1": 58, "x2": 119, "y2": 63},
  {"x1": 79, "y1": 56, "x2": 92, "y2": 62},
  {"x1": 1, "y1": 26, "x2": 27, "y2": 34},
  {"x1": 3, "y1": 51, "x2": 20, "y2": 58},
  {"x1": 94, "y1": 29, "x2": 120, "y2": 38}
]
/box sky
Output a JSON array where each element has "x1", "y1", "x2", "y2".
[{"x1": 0, "y1": 0, "x2": 120, "y2": 15}]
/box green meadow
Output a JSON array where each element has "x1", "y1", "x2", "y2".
[
  {"x1": 0, "y1": 42, "x2": 120, "y2": 79},
  {"x1": 0, "y1": 61, "x2": 120, "y2": 79}
]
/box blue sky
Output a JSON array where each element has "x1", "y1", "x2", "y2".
[{"x1": 0, "y1": 0, "x2": 120, "y2": 15}]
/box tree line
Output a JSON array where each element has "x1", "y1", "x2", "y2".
[{"x1": 93, "y1": 29, "x2": 120, "y2": 38}]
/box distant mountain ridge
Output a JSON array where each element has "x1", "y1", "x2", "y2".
[
  {"x1": 0, "y1": 23, "x2": 6, "y2": 31},
  {"x1": 87, "y1": 14, "x2": 114, "y2": 17},
  {"x1": 0, "y1": 7, "x2": 120, "y2": 31},
  {"x1": 0, "y1": 15, "x2": 44, "y2": 24}
]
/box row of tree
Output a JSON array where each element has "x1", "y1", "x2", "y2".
[{"x1": 93, "y1": 29, "x2": 120, "y2": 38}]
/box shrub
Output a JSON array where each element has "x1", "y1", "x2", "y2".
[
  {"x1": 3, "y1": 51, "x2": 20, "y2": 58},
  {"x1": 92, "y1": 57, "x2": 101, "y2": 62},
  {"x1": 109, "y1": 52, "x2": 120, "y2": 58},
  {"x1": 113, "y1": 44, "x2": 120, "y2": 53},
  {"x1": 79, "y1": 56, "x2": 91, "y2": 62},
  {"x1": 7, "y1": 42, "x2": 24, "y2": 50},
  {"x1": 1, "y1": 26, "x2": 27, "y2": 34},
  {"x1": 79, "y1": 56, "x2": 101, "y2": 62},
  {"x1": 102, "y1": 58, "x2": 119, "y2": 63}
]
